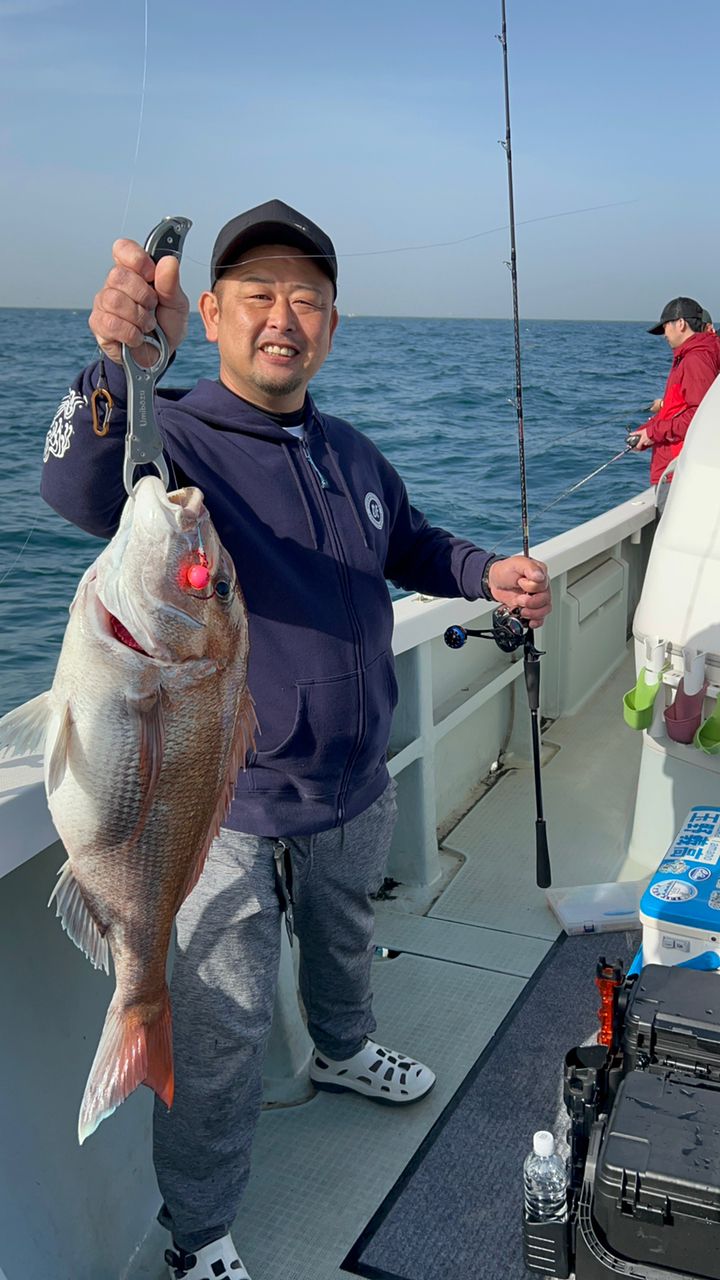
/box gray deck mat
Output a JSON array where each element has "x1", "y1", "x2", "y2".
[{"x1": 346, "y1": 929, "x2": 640, "y2": 1280}]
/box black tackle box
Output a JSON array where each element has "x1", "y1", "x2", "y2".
[
  {"x1": 622, "y1": 964, "x2": 720, "y2": 1081},
  {"x1": 590, "y1": 1068, "x2": 720, "y2": 1278},
  {"x1": 528, "y1": 963, "x2": 720, "y2": 1278}
]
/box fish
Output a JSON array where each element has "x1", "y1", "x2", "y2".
[{"x1": 0, "y1": 476, "x2": 256, "y2": 1142}]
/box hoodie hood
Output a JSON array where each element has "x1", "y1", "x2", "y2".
[{"x1": 674, "y1": 331, "x2": 720, "y2": 365}]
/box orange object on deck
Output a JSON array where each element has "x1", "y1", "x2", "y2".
[{"x1": 595, "y1": 957, "x2": 624, "y2": 1048}]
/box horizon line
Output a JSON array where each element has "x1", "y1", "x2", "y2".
[{"x1": 0, "y1": 305, "x2": 655, "y2": 325}]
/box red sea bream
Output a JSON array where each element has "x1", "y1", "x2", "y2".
[{"x1": 0, "y1": 476, "x2": 256, "y2": 1142}]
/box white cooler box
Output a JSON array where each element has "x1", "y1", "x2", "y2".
[{"x1": 639, "y1": 805, "x2": 720, "y2": 970}]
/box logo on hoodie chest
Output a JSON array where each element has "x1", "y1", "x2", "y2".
[{"x1": 364, "y1": 492, "x2": 384, "y2": 530}]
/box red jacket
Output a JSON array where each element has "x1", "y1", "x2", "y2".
[{"x1": 641, "y1": 331, "x2": 720, "y2": 483}]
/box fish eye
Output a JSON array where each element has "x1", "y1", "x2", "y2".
[{"x1": 215, "y1": 579, "x2": 232, "y2": 600}]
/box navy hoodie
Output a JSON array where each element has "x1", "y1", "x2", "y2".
[{"x1": 41, "y1": 358, "x2": 494, "y2": 836}]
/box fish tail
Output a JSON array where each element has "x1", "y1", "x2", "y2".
[{"x1": 78, "y1": 990, "x2": 174, "y2": 1145}]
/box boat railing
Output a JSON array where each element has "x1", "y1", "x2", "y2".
[{"x1": 384, "y1": 487, "x2": 655, "y2": 890}]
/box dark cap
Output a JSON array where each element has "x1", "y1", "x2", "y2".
[
  {"x1": 648, "y1": 296, "x2": 704, "y2": 335},
  {"x1": 210, "y1": 199, "x2": 337, "y2": 294}
]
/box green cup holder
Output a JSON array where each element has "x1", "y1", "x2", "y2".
[
  {"x1": 695, "y1": 693, "x2": 720, "y2": 754},
  {"x1": 623, "y1": 668, "x2": 665, "y2": 730}
]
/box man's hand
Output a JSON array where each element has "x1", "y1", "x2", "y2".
[
  {"x1": 89, "y1": 238, "x2": 190, "y2": 368},
  {"x1": 487, "y1": 555, "x2": 551, "y2": 628},
  {"x1": 649, "y1": 398, "x2": 663, "y2": 415},
  {"x1": 629, "y1": 429, "x2": 652, "y2": 451}
]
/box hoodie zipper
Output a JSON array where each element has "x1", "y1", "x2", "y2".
[
  {"x1": 302, "y1": 437, "x2": 328, "y2": 488},
  {"x1": 297, "y1": 430, "x2": 366, "y2": 825}
]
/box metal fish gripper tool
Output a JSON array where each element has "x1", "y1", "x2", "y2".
[{"x1": 122, "y1": 215, "x2": 193, "y2": 496}]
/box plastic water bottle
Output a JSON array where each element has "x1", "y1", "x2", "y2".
[{"x1": 523, "y1": 1131, "x2": 568, "y2": 1222}]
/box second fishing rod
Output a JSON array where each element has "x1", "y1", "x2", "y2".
[{"x1": 444, "y1": 0, "x2": 550, "y2": 889}]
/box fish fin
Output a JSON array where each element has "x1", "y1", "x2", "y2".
[
  {"x1": 126, "y1": 690, "x2": 164, "y2": 803},
  {"x1": 47, "y1": 702, "x2": 73, "y2": 794},
  {"x1": 78, "y1": 990, "x2": 173, "y2": 1145},
  {"x1": 177, "y1": 688, "x2": 259, "y2": 908},
  {"x1": 123, "y1": 690, "x2": 165, "y2": 845},
  {"x1": 48, "y1": 860, "x2": 109, "y2": 974},
  {"x1": 0, "y1": 690, "x2": 51, "y2": 759},
  {"x1": 235, "y1": 688, "x2": 259, "y2": 770}
]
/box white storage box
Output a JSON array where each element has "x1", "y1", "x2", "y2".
[
  {"x1": 639, "y1": 806, "x2": 720, "y2": 970},
  {"x1": 546, "y1": 879, "x2": 645, "y2": 935}
]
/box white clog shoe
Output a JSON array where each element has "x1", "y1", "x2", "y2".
[
  {"x1": 310, "y1": 1037, "x2": 436, "y2": 1103},
  {"x1": 165, "y1": 1232, "x2": 250, "y2": 1279}
]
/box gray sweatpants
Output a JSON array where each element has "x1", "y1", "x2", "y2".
[{"x1": 154, "y1": 781, "x2": 398, "y2": 1252}]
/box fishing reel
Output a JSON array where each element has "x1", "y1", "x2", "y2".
[{"x1": 444, "y1": 605, "x2": 527, "y2": 654}]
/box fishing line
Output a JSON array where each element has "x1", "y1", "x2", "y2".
[
  {"x1": 526, "y1": 424, "x2": 607, "y2": 459},
  {"x1": 107, "y1": 8, "x2": 637, "y2": 507},
  {"x1": 525, "y1": 428, "x2": 583, "y2": 459},
  {"x1": 0, "y1": 515, "x2": 41, "y2": 588},
  {"x1": 8, "y1": 1, "x2": 166, "y2": 597},
  {"x1": 119, "y1": 0, "x2": 149, "y2": 238},
  {"x1": 112, "y1": 0, "x2": 182, "y2": 502},
  {"x1": 525, "y1": 418, "x2": 633, "y2": 459},
  {"x1": 485, "y1": 443, "x2": 636, "y2": 554},
  {"x1": 530, "y1": 444, "x2": 634, "y2": 519},
  {"x1": 337, "y1": 199, "x2": 640, "y2": 258},
  {"x1": 183, "y1": 197, "x2": 639, "y2": 276}
]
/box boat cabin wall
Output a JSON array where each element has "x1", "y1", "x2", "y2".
[
  {"x1": 634, "y1": 376, "x2": 720, "y2": 668},
  {"x1": 624, "y1": 378, "x2": 720, "y2": 876}
]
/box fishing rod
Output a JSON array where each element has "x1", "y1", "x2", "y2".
[
  {"x1": 444, "y1": 0, "x2": 550, "y2": 889},
  {"x1": 536, "y1": 442, "x2": 636, "y2": 521},
  {"x1": 497, "y1": 0, "x2": 550, "y2": 889},
  {"x1": 457, "y1": 429, "x2": 642, "y2": 554}
]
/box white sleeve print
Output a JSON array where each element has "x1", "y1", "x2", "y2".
[{"x1": 43, "y1": 388, "x2": 88, "y2": 462}]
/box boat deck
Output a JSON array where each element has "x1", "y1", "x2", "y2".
[{"x1": 129, "y1": 650, "x2": 641, "y2": 1280}]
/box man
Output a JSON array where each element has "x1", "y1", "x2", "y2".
[
  {"x1": 630, "y1": 296, "x2": 720, "y2": 485},
  {"x1": 648, "y1": 308, "x2": 719, "y2": 413},
  {"x1": 41, "y1": 199, "x2": 551, "y2": 1280}
]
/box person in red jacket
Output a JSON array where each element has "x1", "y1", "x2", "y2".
[
  {"x1": 630, "y1": 296, "x2": 720, "y2": 484},
  {"x1": 648, "y1": 308, "x2": 719, "y2": 413}
]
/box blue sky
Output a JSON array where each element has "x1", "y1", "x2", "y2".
[{"x1": 1, "y1": 0, "x2": 719, "y2": 319}]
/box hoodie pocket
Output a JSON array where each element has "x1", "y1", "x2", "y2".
[{"x1": 251, "y1": 651, "x2": 397, "y2": 798}]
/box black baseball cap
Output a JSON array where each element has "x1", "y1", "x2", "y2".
[
  {"x1": 210, "y1": 199, "x2": 337, "y2": 295},
  {"x1": 648, "y1": 296, "x2": 704, "y2": 334}
]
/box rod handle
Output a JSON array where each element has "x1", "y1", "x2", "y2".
[{"x1": 536, "y1": 819, "x2": 551, "y2": 888}]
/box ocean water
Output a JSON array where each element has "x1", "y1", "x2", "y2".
[{"x1": 0, "y1": 309, "x2": 667, "y2": 717}]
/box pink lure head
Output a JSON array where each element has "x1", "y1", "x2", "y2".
[{"x1": 187, "y1": 562, "x2": 211, "y2": 590}]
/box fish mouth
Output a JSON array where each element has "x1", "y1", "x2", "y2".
[
  {"x1": 92, "y1": 479, "x2": 211, "y2": 660},
  {"x1": 164, "y1": 483, "x2": 208, "y2": 530}
]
